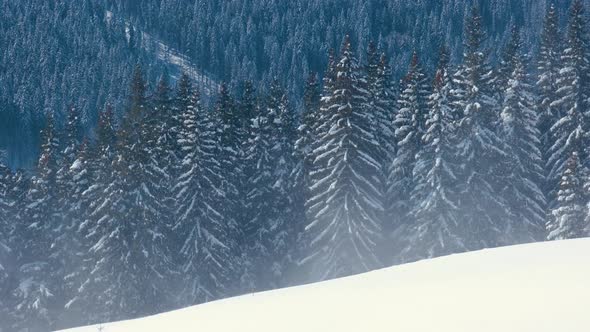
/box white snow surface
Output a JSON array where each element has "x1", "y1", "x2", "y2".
[{"x1": 59, "y1": 239, "x2": 590, "y2": 332}]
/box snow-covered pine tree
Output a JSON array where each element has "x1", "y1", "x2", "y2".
[
  {"x1": 239, "y1": 81, "x2": 258, "y2": 141},
  {"x1": 387, "y1": 51, "x2": 430, "y2": 259},
  {"x1": 3, "y1": 167, "x2": 28, "y2": 329},
  {"x1": 0, "y1": 161, "x2": 14, "y2": 326},
  {"x1": 244, "y1": 83, "x2": 278, "y2": 291},
  {"x1": 14, "y1": 113, "x2": 61, "y2": 331},
  {"x1": 173, "y1": 82, "x2": 238, "y2": 306},
  {"x1": 497, "y1": 25, "x2": 523, "y2": 95},
  {"x1": 53, "y1": 106, "x2": 83, "y2": 324},
  {"x1": 367, "y1": 43, "x2": 396, "y2": 180},
  {"x1": 290, "y1": 73, "x2": 321, "y2": 285},
  {"x1": 537, "y1": 3, "x2": 561, "y2": 202},
  {"x1": 301, "y1": 52, "x2": 338, "y2": 263},
  {"x1": 73, "y1": 105, "x2": 119, "y2": 324},
  {"x1": 147, "y1": 73, "x2": 179, "y2": 234},
  {"x1": 500, "y1": 54, "x2": 546, "y2": 243},
  {"x1": 548, "y1": 152, "x2": 587, "y2": 240},
  {"x1": 117, "y1": 66, "x2": 176, "y2": 316},
  {"x1": 246, "y1": 81, "x2": 299, "y2": 289},
  {"x1": 214, "y1": 83, "x2": 241, "y2": 210},
  {"x1": 303, "y1": 36, "x2": 383, "y2": 281},
  {"x1": 401, "y1": 47, "x2": 462, "y2": 262},
  {"x1": 79, "y1": 67, "x2": 175, "y2": 322},
  {"x1": 212, "y1": 83, "x2": 242, "y2": 276},
  {"x1": 296, "y1": 73, "x2": 321, "y2": 185},
  {"x1": 548, "y1": 0, "x2": 590, "y2": 204},
  {"x1": 370, "y1": 52, "x2": 396, "y2": 223},
  {"x1": 60, "y1": 138, "x2": 93, "y2": 328},
  {"x1": 271, "y1": 86, "x2": 300, "y2": 288},
  {"x1": 238, "y1": 80, "x2": 259, "y2": 252},
  {"x1": 451, "y1": 6, "x2": 512, "y2": 250}
]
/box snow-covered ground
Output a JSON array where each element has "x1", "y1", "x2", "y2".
[{"x1": 59, "y1": 239, "x2": 590, "y2": 332}]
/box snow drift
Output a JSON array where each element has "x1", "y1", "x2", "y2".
[{"x1": 59, "y1": 239, "x2": 590, "y2": 332}]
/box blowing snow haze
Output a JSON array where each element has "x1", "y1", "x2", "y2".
[{"x1": 1, "y1": 0, "x2": 589, "y2": 331}]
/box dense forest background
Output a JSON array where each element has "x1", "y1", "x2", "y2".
[{"x1": 0, "y1": 0, "x2": 581, "y2": 168}]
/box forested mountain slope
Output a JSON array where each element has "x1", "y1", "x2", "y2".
[
  {"x1": 0, "y1": 0, "x2": 214, "y2": 167},
  {"x1": 0, "y1": 0, "x2": 581, "y2": 168}
]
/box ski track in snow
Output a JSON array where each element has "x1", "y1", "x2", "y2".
[
  {"x1": 59, "y1": 238, "x2": 590, "y2": 332},
  {"x1": 107, "y1": 10, "x2": 219, "y2": 96}
]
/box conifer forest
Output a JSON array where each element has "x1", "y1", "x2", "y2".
[{"x1": 1, "y1": 1, "x2": 590, "y2": 331}]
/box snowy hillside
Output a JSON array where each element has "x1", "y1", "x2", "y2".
[{"x1": 59, "y1": 239, "x2": 590, "y2": 332}]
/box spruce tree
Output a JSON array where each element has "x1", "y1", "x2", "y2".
[
  {"x1": 303, "y1": 36, "x2": 383, "y2": 280},
  {"x1": 73, "y1": 105, "x2": 118, "y2": 324},
  {"x1": 245, "y1": 81, "x2": 299, "y2": 289},
  {"x1": 149, "y1": 72, "x2": 181, "y2": 231},
  {"x1": 537, "y1": 3, "x2": 561, "y2": 202},
  {"x1": 548, "y1": 0, "x2": 590, "y2": 201},
  {"x1": 548, "y1": 152, "x2": 587, "y2": 240},
  {"x1": 79, "y1": 67, "x2": 174, "y2": 322},
  {"x1": 244, "y1": 85, "x2": 277, "y2": 290},
  {"x1": 54, "y1": 106, "x2": 83, "y2": 324},
  {"x1": 238, "y1": 81, "x2": 259, "y2": 256},
  {"x1": 14, "y1": 113, "x2": 61, "y2": 331},
  {"x1": 214, "y1": 83, "x2": 241, "y2": 211},
  {"x1": 497, "y1": 25, "x2": 523, "y2": 94},
  {"x1": 452, "y1": 6, "x2": 512, "y2": 249},
  {"x1": 367, "y1": 44, "x2": 396, "y2": 185},
  {"x1": 500, "y1": 56, "x2": 546, "y2": 243},
  {"x1": 61, "y1": 138, "x2": 93, "y2": 328},
  {"x1": 0, "y1": 162, "x2": 14, "y2": 327},
  {"x1": 119, "y1": 66, "x2": 175, "y2": 316},
  {"x1": 371, "y1": 53, "x2": 396, "y2": 227},
  {"x1": 403, "y1": 47, "x2": 462, "y2": 262},
  {"x1": 212, "y1": 83, "x2": 242, "y2": 273},
  {"x1": 387, "y1": 51, "x2": 430, "y2": 256},
  {"x1": 173, "y1": 83, "x2": 238, "y2": 305},
  {"x1": 271, "y1": 86, "x2": 300, "y2": 288},
  {"x1": 291, "y1": 73, "x2": 321, "y2": 285}
]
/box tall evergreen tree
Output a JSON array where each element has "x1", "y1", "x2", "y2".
[
  {"x1": 500, "y1": 55, "x2": 546, "y2": 243},
  {"x1": 212, "y1": 83, "x2": 242, "y2": 288},
  {"x1": 295, "y1": 72, "x2": 321, "y2": 188},
  {"x1": 14, "y1": 113, "x2": 61, "y2": 331},
  {"x1": 548, "y1": 0, "x2": 590, "y2": 198},
  {"x1": 174, "y1": 84, "x2": 238, "y2": 305},
  {"x1": 497, "y1": 25, "x2": 523, "y2": 94},
  {"x1": 367, "y1": 44, "x2": 396, "y2": 185},
  {"x1": 0, "y1": 161, "x2": 14, "y2": 327},
  {"x1": 244, "y1": 85, "x2": 278, "y2": 290},
  {"x1": 73, "y1": 105, "x2": 118, "y2": 324},
  {"x1": 402, "y1": 47, "x2": 462, "y2": 262},
  {"x1": 271, "y1": 86, "x2": 300, "y2": 288},
  {"x1": 246, "y1": 81, "x2": 299, "y2": 289},
  {"x1": 548, "y1": 152, "x2": 587, "y2": 240},
  {"x1": 148, "y1": 73, "x2": 180, "y2": 234},
  {"x1": 60, "y1": 138, "x2": 93, "y2": 328},
  {"x1": 303, "y1": 36, "x2": 383, "y2": 280},
  {"x1": 451, "y1": 6, "x2": 512, "y2": 249},
  {"x1": 371, "y1": 53, "x2": 396, "y2": 223},
  {"x1": 214, "y1": 83, "x2": 241, "y2": 223},
  {"x1": 119, "y1": 66, "x2": 176, "y2": 316},
  {"x1": 53, "y1": 106, "x2": 83, "y2": 326},
  {"x1": 537, "y1": 3, "x2": 561, "y2": 201},
  {"x1": 291, "y1": 73, "x2": 321, "y2": 284},
  {"x1": 78, "y1": 67, "x2": 175, "y2": 322},
  {"x1": 387, "y1": 51, "x2": 430, "y2": 257}
]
